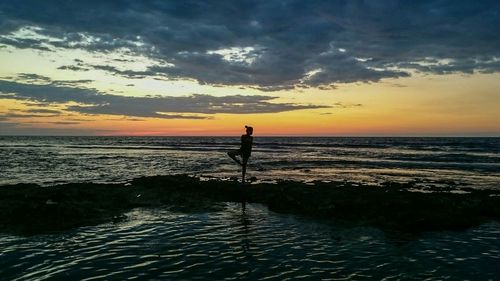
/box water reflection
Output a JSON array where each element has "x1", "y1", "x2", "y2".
[
  {"x1": 240, "y1": 203, "x2": 251, "y2": 253},
  {"x1": 2, "y1": 203, "x2": 499, "y2": 280}
]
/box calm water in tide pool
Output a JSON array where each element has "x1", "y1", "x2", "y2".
[
  {"x1": 1, "y1": 204, "x2": 500, "y2": 280},
  {"x1": 1, "y1": 137, "x2": 500, "y2": 279}
]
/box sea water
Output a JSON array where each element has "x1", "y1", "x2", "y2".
[
  {"x1": 1, "y1": 136, "x2": 500, "y2": 280},
  {"x1": 1, "y1": 136, "x2": 499, "y2": 189},
  {"x1": 1, "y1": 204, "x2": 500, "y2": 280}
]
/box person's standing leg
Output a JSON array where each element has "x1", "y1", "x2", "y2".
[
  {"x1": 241, "y1": 157, "x2": 248, "y2": 209},
  {"x1": 242, "y1": 156, "x2": 249, "y2": 183}
]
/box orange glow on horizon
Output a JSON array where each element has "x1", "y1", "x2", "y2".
[{"x1": 1, "y1": 70, "x2": 500, "y2": 136}]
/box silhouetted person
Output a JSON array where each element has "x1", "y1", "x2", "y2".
[{"x1": 228, "y1": 125, "x2": 253, "y2": 183}]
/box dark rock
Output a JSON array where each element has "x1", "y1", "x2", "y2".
[{"x1": 1, "y1": 175, "x2": 500, "y2": 235}]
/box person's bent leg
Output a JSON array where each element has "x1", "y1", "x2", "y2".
[{"x1": 228, "y1": 150, "x2": 242, "y2": 166}]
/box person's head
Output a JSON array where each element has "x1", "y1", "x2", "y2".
[{"x1": 245, "y1": 125, "x2": 253, "y2": 135}]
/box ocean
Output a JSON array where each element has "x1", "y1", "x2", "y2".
[
  {"x1": 2, "y1": 205, "x2": 500, "y2": 280},
  {"x1": 1, "y1": 136, "x2": 499, "y2": 189},
  {"x1": 1, "y1": 136, "x2": 500, "y2": 280}
]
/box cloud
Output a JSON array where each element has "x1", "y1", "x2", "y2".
[
  {"x1": 1, "y1": 1, "x2": 498, "y2": 90},
  {"x1": 17, "y1": 73, "x2": 52, "y2": 82},
  {"x1": 57, "y1": 65, "x2": 90, "y2": 71},
  {"x1": 25, "y1": 108, "x2": 61, "y2": 114},
  {"x1": 0, "y1": 80, "x2": 328, "y2": 119},
  {"x1": 0, "y1": 112, "x2": 60, "y2": 118},
  {"x1": 333, "y1": 102, "x2": 362, "y2": 108},
  {"x1": 0, "y1": 121, "x2": 21, "y2": 130},
  {"x1": 47, "y1": 121, "x2": 80, "y2": 125},
  {"x1": 8, "y1": 73, "x2": 94, "y2": 86},
  {"x1": 0, "y1": 122, "x2": 114, "y2": 135}
]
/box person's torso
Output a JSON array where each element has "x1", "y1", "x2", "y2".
[{"x1": 240, "y1": 135, "x2": 253, "y2": 156}]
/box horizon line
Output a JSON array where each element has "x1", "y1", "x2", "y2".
[{"x1": 1, "y1": 134, "x2": 499, "y2": 138}]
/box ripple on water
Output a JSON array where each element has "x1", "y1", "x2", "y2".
[{"x1": 1, "y1": 204, "x2": 500, "y2": 280}]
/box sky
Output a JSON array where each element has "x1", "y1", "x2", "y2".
[{"x1": 0, "y1": 0, "x2": 499, "y2": 136}]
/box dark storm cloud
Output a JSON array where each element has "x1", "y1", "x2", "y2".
[
  {"x1": 1, "y1": 1, "x2": 499, "y2": 89},
  {"x1": 0, "y1": 80, "x2": 328, "y2": 119}
]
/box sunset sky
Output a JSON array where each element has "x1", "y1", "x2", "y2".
[{"x1": 1, "y1": 1, "x2": 499, "y2": 136}]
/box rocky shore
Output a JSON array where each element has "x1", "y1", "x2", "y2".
[{"x1": 1, "y1": 175, "x2": 500, "y2": 235}]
